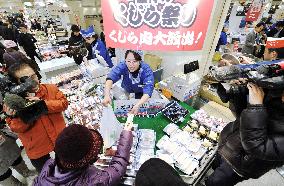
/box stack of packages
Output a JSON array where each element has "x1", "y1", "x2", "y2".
[
  {"x1": 133, "y1": 129, "x2": 156, "y2": 169},
  {"x1": 156, "y1": 109, "x2": 228, "y2": 177},
  {"x1": 50, "y1": 69, "x2": 83, "y2": 86},
  {"x1": 50, "y1": 68, "x2": 105, "y2": 129},
  {"x1": 64, "y1": 93, "x2": 104, "y2": 129},
  {"x1": 38, "y1": 44, "x2": 68, "y2": 61}
]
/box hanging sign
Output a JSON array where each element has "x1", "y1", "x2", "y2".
[
  {"x1": 245, "y1": 0, "x2": 264, "y2": 22},
  {"x1": 102, "y1": 0, "x2": 215, "y2": 51},
  {"x1": 266, "y1": 37, "x2": 284, "y2": 49}
]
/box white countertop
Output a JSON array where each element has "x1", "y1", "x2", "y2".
[{"x1": 39, "y1": 57, "x2": 76, "y2": 73}]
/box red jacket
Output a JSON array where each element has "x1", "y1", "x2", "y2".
[{"x1": 6, "y1": 84, "x2": 68, "y2": 159}]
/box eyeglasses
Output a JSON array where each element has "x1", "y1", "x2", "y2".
[{"x1": 126, "y1": 60, "x2": 139, "y2": 64}]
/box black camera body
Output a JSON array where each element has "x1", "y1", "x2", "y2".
[
  {"x1": 210, "y1": 60, "x2": 284, "y2": 91},
  {"x1": 0, "y1": 74, "x2": 48, "y2": 124}
]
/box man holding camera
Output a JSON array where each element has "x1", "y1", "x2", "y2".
[
  {"x1": 206, "y1": 41, "x2": 284, "y2": 185},
  {"x1": 2, "y1": 63, "x2": 68, "y2": 173}
]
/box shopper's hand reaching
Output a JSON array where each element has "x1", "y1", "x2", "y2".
[
  {"x1": 102, "y1": 96, "x2": 112, "y2": 107},
  {"x1": 3, "y1": 104, "x2": 16, "y2": 116},
  {"x1": 124, "y1": 114, "x2": 134, "y2": 131},
  {"x1": 247, "y1": 83, "x2": 264, "y2": 105}
]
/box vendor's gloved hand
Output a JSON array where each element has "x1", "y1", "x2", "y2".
[
  {"x1": 3, "y1": 104, "x2": 16, "y2": 116},
  {"x1": 129, "y1": 105, "x2": 139, "y2": 115},
  {"x1": 247, "y1": 83, "x2": 264, "y2": 105},
  {"x1": 102, "y1": 96, "x2": 112, "y2": 107}
]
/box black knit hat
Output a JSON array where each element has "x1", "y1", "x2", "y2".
[
  {"x1": 55, "y1": 124, "x2": 103, "y2": 170},
  {"x1": 135, "y1": 158, "x2": 188, "y2": 186}
]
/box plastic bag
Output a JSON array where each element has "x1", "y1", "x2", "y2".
[{"x1": 99, "y1": 106, "x2": 123, "y2": 148}]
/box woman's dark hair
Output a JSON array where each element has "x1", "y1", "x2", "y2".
[
  {"x1": 256, "y1": 22, "x2": 266, "y2": 28},
  {"x1": 71, "y1": 24, "x2": 80, "y2": 32},
  {"x1": 276, "y1": 21, "x2": 284, "y2": 28},
  {"x1": 6, "y1": 46, "x2": 19, "y2": 52},
  {"x1": 19, "y1": 23, "x2": 27, "y2": 28},
  {"x1": 8, "y1": 61, "x2": 41, "y2": 83},
  {"x1": 125, "y1": 50, "x2": 142, "y2": 61},
  {"x1": 86, "y1": 34, "x2": 99, "y2": 44}
]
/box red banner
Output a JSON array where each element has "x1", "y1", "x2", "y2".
[
  {"x1": 101, "y1": 0, "x2": 215, "y2": 51},
  {"x1": 245, "y1": 0, "x2": 264, "y2": 22},
  {"x1": 266, "y1": 38, "x2": 284, "y2": 49}
]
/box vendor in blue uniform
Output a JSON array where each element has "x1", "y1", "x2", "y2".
[
  {"x1": 103, "y1": 50, "x2": 154, "y2": 115},
  {"x1": 80, "y1": 26, "x2": 113, "y2": 67}
]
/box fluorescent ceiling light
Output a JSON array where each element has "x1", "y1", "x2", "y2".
[
  {"x1": 35, "y1": 2, "x2": 46, "y2": 7},
  {"x1": 24, "y1": 2, "x2": 33, "y2": 7}
]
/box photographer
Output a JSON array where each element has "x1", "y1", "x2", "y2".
[
  {"x1": 0, "y1": 104, "x2": 36, "y2": 185},
  {"x1": 3, "y1": 63, "x2": 68, "y2": 173},
  {"x1": 68, "y1": 25, "x2": 85, "y2": 65},
  {"x1": 206, "y1": 46, "x2": 284, "y2": 186}
]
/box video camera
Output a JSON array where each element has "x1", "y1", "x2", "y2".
[
  {"x1": 209, "y1": 60, "x2": 284, "y2": 90},
  {"x1": 0, "y1": 74, "x2": 48, "y2": 124},
  {"x1": 69, "y1": 44, "x2": 88, "y2": 64}
]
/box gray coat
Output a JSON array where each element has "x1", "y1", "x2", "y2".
[
  {"x1": 242, "y1": 31, "x2": 257, "y2": 55},
  {"x1": 0, "y1": 127, "x2": 20, "y2": 176}
]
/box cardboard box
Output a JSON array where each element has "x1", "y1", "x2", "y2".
[
  {"x1": 169, "y1": 73, "x2": 201, "y2": 102},
  {"x1": 144, "y1": 54, "x2": 162, "y2": 71}
]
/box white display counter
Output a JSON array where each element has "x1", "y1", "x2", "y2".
[{"x1": 38, "y1": 57, "x2": 77, "y2": 82}]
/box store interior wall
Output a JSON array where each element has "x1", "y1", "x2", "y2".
[{"x1": 144, "y1": 0, "x2": 233, "y2": 80}]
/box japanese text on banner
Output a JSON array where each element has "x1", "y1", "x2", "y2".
[{"x1": 102, "y1": 0, "x2": 215, "y2": 51}]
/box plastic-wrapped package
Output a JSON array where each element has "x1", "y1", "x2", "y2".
[
  {"x1": 163, "y1": 123, "x2": 179, "y2": 136},
  {"x1": 156, "y1": 150, "x2": 175, "y2": 166},
  {"x1": 192, "y1": 147, "x2": 207, "y2": 160},
  {"x1": 156, "y1": 135, "x2": 170, "y2": 150}
]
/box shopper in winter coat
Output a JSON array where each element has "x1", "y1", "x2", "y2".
[
  {"x1": 0, "y1": 36, "x2": 5, "y2": 65},
  {"x1": 3, "y1": 20, "x2": 19, "y2": 43},
  {"x1": 215, "y1": 27, "x2": 228, "y2": 52},
  {"x1": 135, "y1": 158, "x2": 188, "y2": 186},
  {"x1": 18, "y1": 24, "x2": 42, "y2": 62},
  {"x1": 103, "y1": 50, "x2": 154, "y2": 115},
  {"x1": 267, "y1": 21, "x2": 284, "y2": 38},
  {"x1": 0, "y1": 106, "x2": 36, "y2": 186},
  {"x1": 2, "y1": 40, "x2": 41, "y2": 77},
  {"x1": 242, "y1": 22, "x2": 265, "y2": 56},
  {"x1": 206, "y1": 46, "x2": 284, "y2": 186},
  {"x1": 69, "y1": 24, "x2": 85, "y2": 65},
  {"x1": 3, "y1": 63, "x2": 68, "y2": 173},
  {"x1": 81, "y1": 26, "x2": 113, "y2": 68},
  {"x1": 100, "y1": 19, "x2": 115, "y2": 58},
  {"x1": 33, "y1": 123, "x2": 133, "y2": 186}
]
